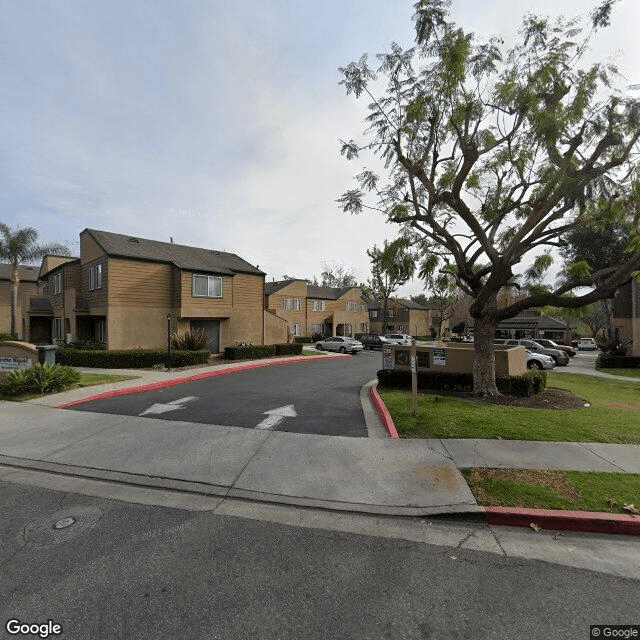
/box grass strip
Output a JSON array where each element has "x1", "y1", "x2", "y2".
[
  {"x1": 462, "y1": 468, "x2": 640, "y2": 515},
  {"x1": 378, "y1": 372, "x2": 640, "y2": 443},
  {"x1": 596, "y1": 367, "x2": 640, "y2": 378}
]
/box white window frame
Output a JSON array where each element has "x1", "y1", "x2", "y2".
[
  {"x1": 89, "y1": 265, "x2": 103, "y2": 291},
  {"x1": 347, "y1": 302, "x2": 357, "y2": 312},
  {"x1": 292, "y1": 323, "x2": 301, "y2": 337},
  {"x1": 95, "y1": 263, "x2": 102, "y2": 289},
  {"x1": 96, "y1": 318, "x2": 106, "y2": 343},
  {"x1": 284, "y1": 298, "x2": 301, "y2": 311},
  {"x1": 53, "y1": 317, "x2": 63, "y2": 340},
  {"x1": 53, "y1": 273, "x2": 62, "y2": 295},
  {"x1": 311, "y1": 300, "x2": 325, "y2": 312},
  {"x1": 192, "y1": 274, "x2": 223, "y2": 298},
  {"x1": 371, "y1": 310, "x2": 378, "y2": 318},
  {"x1": 345, "y1": 324, "x2": 353, "y2": 334},
  {"x1": 312, "y1": 323, "x2": 323, "y2": 334}
]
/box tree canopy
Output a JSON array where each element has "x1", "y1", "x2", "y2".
[{"x1": 338, "y1": 0, "x2": 640, "y2": 394}]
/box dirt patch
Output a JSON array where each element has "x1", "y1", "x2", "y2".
[
  {"x1": 468, "y1": 468, "x2": 582, "y2": 505},
  {"x1": 425, "y1": 387, "x2": 588, "y2": 409}
]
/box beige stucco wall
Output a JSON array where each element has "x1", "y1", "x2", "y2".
[
  {"x1": 387, "y1": 343, "x2": 527, "y2": 376},
  {"x1": 264, "y1": 310, "x2": 288, "y2": 345},
  {"x1": 106, "y1": 307, "x2": 178, "y2": 350}
]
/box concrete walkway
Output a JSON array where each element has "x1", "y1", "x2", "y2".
[{"x1": 0, "y1": 353, "x2": 638, "y2": 524}]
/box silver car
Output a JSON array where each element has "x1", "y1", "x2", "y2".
[
  {"x1": 384, "y1": 333, "x2": 412, "y2": 346},
  {"x1": 526, "y1": 350, "x2": 556, "y2": 370},
  {"x1": 315, "y1": 336, "x2": 364, "y2": 354}
]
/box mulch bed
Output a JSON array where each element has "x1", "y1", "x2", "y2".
[{"x1": 427, "y1": 387, "x2": 589, "y2": 410}]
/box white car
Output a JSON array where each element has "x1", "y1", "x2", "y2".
[
  {"x1": 577, "y1": 337, "x2": 598, "y2": 351},
  {"x1": 384, "y1": 333, "x2": 412, "y2": 346},
  {"x1": 315, "y1": 336, "x2": 363, "y2": 354}
]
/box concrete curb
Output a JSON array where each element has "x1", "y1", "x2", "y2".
[
  {"x1": 56, "y1": 354, "x2": 349, "y2": 408},
  {"x1": 485, "y1": 506, "x2": 640, "y2": 537},
  {"x1": 369, "y1": 383, "x2": 399, "y2": 439}
]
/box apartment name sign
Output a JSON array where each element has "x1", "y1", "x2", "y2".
[{"x1": 0, "y1": 356, "x2": 32, "y2": 372}]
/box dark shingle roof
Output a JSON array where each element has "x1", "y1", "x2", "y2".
[
  {"x1": 85, "y1": 229, "x2": 264, "y2": 276},
  {"x1": 29, "y1": 297, "x2": 53, "y2": 313},
  {"x1": 0, "y1": 264, "x2": 40, "y2": 282},
  {"x1": 307, "y1": 285, "x2": 356, "y2": 300},
  {"x1": 265, "y1": 280, "x2": 306, "y2": 295},
  {"x1": 368, "y1": 298, "x2": 430, "y2": 310}
]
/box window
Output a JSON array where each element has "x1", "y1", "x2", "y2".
[
  {"x1": 284, "y1": 298, "x2": 301, "y2": 311},
  {"x1": 53, "y1": 317, "x2": 63, "y2": 340},
  {"x1": 387, "y1": 309, "x2": 394, "y2": 317},
  {"x1": 311, "y1": 300, "x2": 325, "y2": 312},
  {"x1": 312, "y1": 323, "x2": 323, "y2": 334},
  {"x1": 192, "y1": 274, "x2": 222, "y2": 298},
  {"x1": 95, "y1": 318, "x2": 106, "y2": 343},
  {"x1": 360, "y1": 304, "x2": 367, "y2": 312},
  {"x1": 347, "y1": 302, "x2": 357, "y2": 312},
  {"x1": 371, "y1": 310, "x2": 378, "y2": 318},
  {"x1": 360, "y1": 323, "x2": 368, "y2": 332},
  {"x1": 89, "y1": 264, "x2": 104, "y2": 291},
  {"x1": 52, "y1": 273, "x2": 62, "y2": 295},
  {"x1": 293, "y1": 323, "x2": 301, "y2": 337},
  {"x1": 345, "y1": 324, "x2": 353, "y2": 334}
]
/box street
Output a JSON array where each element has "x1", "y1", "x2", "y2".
[
  {"x1": 68, "y1": 351, "x2": 384, "y2": 437},
  {"x1": 1, "y1": 480, "x2": 639, "y2": 640}
]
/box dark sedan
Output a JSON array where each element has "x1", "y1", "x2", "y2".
[{"x1": 358, "y1": 334, "x2": 391, "y2": 350}]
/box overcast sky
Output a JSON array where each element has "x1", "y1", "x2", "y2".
[{"x1": 1, "y1": 0, "x2": 638, "y2": 297}]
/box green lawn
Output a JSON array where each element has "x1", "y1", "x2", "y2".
[
  {"x1": 596, "y1": 367, "x2": 640, "y2": 378},
  {"x1": 0, "y1": 373, "x2": 139, "y2": 402},
  {"x1": 378, "y1": 372, "x2": 640, "y2": 443},
  {"x1": 462, "y1": 468, "x2": 640, "y2": 514}
]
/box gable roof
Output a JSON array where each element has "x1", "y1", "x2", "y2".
[
  {"x1": 265, "y1": 279, "x2": 307, "y2": 295},
  {"x1": 84, "y1": 229, "x2": 264, "y2": 276},
  {"x1": 0, "y1": 264, "x2": 40, "y2": 282},
  {"x1": 368, "y1": 297, "x2": 430, "y2": 310},
  {"x1": 307, "y1": 285, "x2": 357, "y2": 300}
]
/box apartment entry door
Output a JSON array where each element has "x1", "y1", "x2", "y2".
[{"x1": 190, "y1": 319, "x2": 220, "y2": 354}]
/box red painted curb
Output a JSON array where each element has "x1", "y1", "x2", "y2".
[
  {"x1": 56, "y1": 355, "x2": 349, "y2": 409},
  {"x1": 485, "y1": 506, "x2": 640, "y2": 536},
  {"x1": 370, "y1": 383, "x2": 399, "y2": 439}
]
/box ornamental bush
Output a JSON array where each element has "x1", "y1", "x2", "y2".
[
  {"x1": 376, "y1": 369, "x2": 547, "y2": 396},
  {"x1": 170, "y1": 329, "x2": 209, "y2": 351},
  {"x1": 596, "y1": 355, "x2": 640, "y2": 369},
  {"x1": 0, "y1": 364, "x2": 81, "y2": 396}
]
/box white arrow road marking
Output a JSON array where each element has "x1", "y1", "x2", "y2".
[
  {"x1": 139, "y1": 396, "x2": 198, "y2": 416},
  {"x1": 255, "y1": 404, "x2": 297, "y2": 430}
]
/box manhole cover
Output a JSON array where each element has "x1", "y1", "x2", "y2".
[{"x1": 21, "y1": 506, "x2": 103, "y2": 548}]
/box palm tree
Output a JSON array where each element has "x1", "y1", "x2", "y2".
[{"x1": 0, "y1": 224, "x2": 71, "y2": 338}]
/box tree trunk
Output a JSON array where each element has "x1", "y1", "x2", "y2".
[
  {"x1": 601, "y1": 299, "x2": 614, "y2": 340},
  {"x1": 10, "y1": 264, "x2": 19, "y2": 338},
  {"x1": 472, "y1": 315, "x2": 500, "y2": 397}
]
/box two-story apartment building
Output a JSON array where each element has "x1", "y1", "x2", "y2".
[
  {"x1": 368, "y1": 298, "x2": 439, "y2": 337},
  {"x1": 0, "y1": 263, "x2": 40, "y2": 338},
  {"x1": 24, "y1": 229, "x2": 287, "y2": 352},
  {"x1": 265, "y1": 280, "x2": 369, "y2": 338}
]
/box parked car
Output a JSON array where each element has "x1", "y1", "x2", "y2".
[
  {"x1": 534, "y1": 338, "x2": 576, "y2": 357},
  {"x1": 358, "y1": 334, "x2": 390, "y2": 350},
  {"x1": 525, "y1": 350, "x2": 556, "y2": 370},
  {"x1": 577, "y1": 337, "x2": 598, "y2": 351},
  {"x1": 315, "y1": 336, "x2": 363, "y2": 354},
  {"x1": 384, "y1": 333, "x2": 412, "y2": 346},
  {"x1": 494, "y1": 338, "x2": 569, "y2": 366}
]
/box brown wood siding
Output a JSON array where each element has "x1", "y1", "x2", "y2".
[
  {"x1": 109, "y1": 259, "x2": 176, "y2": 307},
  {"x1": 82, "y1": 258, "x2": 109, "y2": 308},
  {"x1": 180, "y1": 272, "x2": 233, "y2": 309},
  {"x1": 233, "y1": 274, "x2": 264, "y2": 309},
  {"x1": 80, "y1": 231, "x2": 107, "y2": 264}
]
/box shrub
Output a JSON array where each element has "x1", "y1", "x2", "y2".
[
  {"x1": 55, "y1": 348, "x2": 210, "y2": 368},
  {"x1": 311, "y1": 332, "x2": 327, "y2": 342},
  {"x1": 293, "y1": 336, "x2": 314, "y2": 344},
  {"x1": 595, "y1": 335, "x2": 631, "y2": 357},
  {"x1": 274, "y1": 343, "x2": 303, "y2": 356},
  {"x1": 65, "y1": 340, "x2": 106, "y2": 350},
  {"x1": 0, "y1": 333, "x2": 15, "y2": 342},
  {"x1": 170, "y1": 329, "x2": 209, "y2": 351},
  {"x1": 223, "y1": 345, "x2": 277, "y2": 360},
  {"x1": 597, "y1": 355, "x2": 640, "y2": 369},
  {"x1": 376, "y1": 369, "x2": 547, "y2": 396},
  {"x1": 0, "y1": 364, "x2": 80, "y2": 396}
]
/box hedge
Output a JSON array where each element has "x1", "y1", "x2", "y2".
[
  {"x1": 377, "y1": 369, "x2": 547, "y2": 396},
  {"x1": 596, "y1": 355, "x2": 640, "y2": 369},
  {"x1": 223, "y1": 343, "x2": 304, "y2": 360},
  {"x1": 293, "y1": 336, "x2": 314, "y2": 344},
  {"x1": 56, "y1": 348, "x2": 210, "y2": 368}
]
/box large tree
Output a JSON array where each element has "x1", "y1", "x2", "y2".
[
  {"x1": 338, "y1": 0, "x2": 640, "y2": 395},
  {"x1": 0, "y1": 224, "x2": 70, "y2": 337}
]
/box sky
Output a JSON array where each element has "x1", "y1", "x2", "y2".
[{"x1": 1, "y1": 0, "x2": 639, "y2": 298}]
